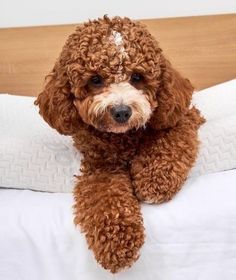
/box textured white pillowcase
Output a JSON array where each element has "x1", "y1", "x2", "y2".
[
  {"x1": 190, "y1": 79, "x2": 236, "y2": 177},
  {"x1": 0, "y1": 96, "x2": 81, "y2": 192},
  {"x1": 0, "y1": 79, "x2": 235, "y2": 192}
]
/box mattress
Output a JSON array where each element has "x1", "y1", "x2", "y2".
[{"x1": 1, "y1": 169, "x2": 236, "y2": 280}]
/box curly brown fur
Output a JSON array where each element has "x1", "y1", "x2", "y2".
[
  {"x1": 131, "y1": 107, "x2": 204, "y2": 203},
  {"x1": 74, "y1": 171, "x2": 144, "y2": 273},
  {"x1": 35, "y1": 16, "x2": 204, "y2": 273}
]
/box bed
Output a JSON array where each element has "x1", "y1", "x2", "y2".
[{"x1": 0, "y1": 14, "x2": 236, "y2": 280}]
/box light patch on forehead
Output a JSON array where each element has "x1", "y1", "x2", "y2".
[
  {"x1": 111, "y1": 30, "x2": 123, "y2": 47},
  {"x1": 109, "y1": 30, "x2": 128, "y2": 83},
  {"x1": 109, "y1": 30, "x2": 127, "y2": 56}
]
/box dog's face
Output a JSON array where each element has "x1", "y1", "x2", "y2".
[
  {"x1": 35, "y1": 16, "x2": 193, "y2": 135},
  {"x1": 67, "y1": 19, "x2": 161, "y2": 133},
  {"x1": 76, "y1": 81, "x2": 153, "y2": 133}
]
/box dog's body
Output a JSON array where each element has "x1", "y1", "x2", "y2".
[{"x1": 35, "y1": 16, "x2": 204, "y2": 273}]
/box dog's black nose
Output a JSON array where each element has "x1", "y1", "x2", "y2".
[{"x1": 111, "y1": 105, "x2": 132, "y2": 123}]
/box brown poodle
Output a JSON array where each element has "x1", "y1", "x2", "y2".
[{"x1": 35, "y1": 16, "x2": 204, "y2": 273}]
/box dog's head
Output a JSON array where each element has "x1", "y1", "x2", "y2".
[{"x1": 35, "y1": 16, "x2": 193, "y2": 135}]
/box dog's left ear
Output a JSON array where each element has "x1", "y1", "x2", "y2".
[
  {"x1": 34, "y1": 64, "x2": 80, "y2": 135},
  {"x1": 149, "y1": 55, "x2": 193, "y2": 130}
]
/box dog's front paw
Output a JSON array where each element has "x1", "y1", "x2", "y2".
[
  {"x1": 74, "y1": 174, "x2": 145, "y2": 273},
  {"x1": 91, "y1": 207, "x2": 145, "y2": 273},
  {"x1": 131, "y1": 159, "x2": 186, "y2": 204}
]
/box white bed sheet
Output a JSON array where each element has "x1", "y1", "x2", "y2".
[{"x1": 1, "y1": 169, "x2": 236, "y2": 280}]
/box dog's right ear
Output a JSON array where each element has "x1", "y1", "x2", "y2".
[
  {"x1": 35, "y1": 65, "x2": 80, "y2": 135},
  {"x1": 148, "y1": 55, "x2": 194, "y2": 130}
]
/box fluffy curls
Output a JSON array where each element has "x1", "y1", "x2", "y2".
[
  {"x1": 34, "y1": 69, "x2": 80, "y2": 135},
  {"x1": 35, "y1": 16, "x2": 205, "y2": 273},
  {"x1": 74, "y1": 171, "x2": 144, "y2": 273}
]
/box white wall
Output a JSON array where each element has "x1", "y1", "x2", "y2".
[{"x1": 0, "y1": 0, "x2": 235, "y2": 28}]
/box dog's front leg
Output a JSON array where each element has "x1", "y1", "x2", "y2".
[
  {"x1": 131, "y1": 107, "x2": 204, "y2": 204},
  {"x1": 73, "y1": 170, "x2": 144, "y2": 273}
]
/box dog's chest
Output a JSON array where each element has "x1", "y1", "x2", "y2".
[{"x1": 73, "y1": 128, "x2": 143, "y2": 164}]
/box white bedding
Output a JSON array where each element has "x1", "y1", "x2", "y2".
[{"x1": 1, "y1": 169, "x2": 236, "y2": 280}]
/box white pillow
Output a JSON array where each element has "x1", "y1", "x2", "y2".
[
  {"x1": 0, "y1": 95, "x2": 81, "y2": 192},
  {"x1": 190, "y1": 79, "x2": 236, "y2": 177},
  {"x1": 0, "y1": 79, "x2": 235, "y2": 192}
]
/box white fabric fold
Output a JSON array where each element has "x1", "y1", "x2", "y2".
[{"x1": 1, "y1": 169, "x2": 236, "y2": 280}]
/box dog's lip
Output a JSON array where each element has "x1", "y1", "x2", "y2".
[
  {"x1": 96, "y1": 122, "x2": 129, "y2": 133},
  {"x1": 106, "y1": 125, "x2": 130, "y2": 134}
]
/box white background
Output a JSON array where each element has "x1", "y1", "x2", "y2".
[{"x1": 0, "y1": 0, "x2": 236, "y2": 28}]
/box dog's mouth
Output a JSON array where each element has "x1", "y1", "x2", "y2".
[
  {"x1": 97, "y1": 121, "x2": 131, "y2": 134},
  {"x1": 93, "y1": 116, "x2": 146, "y2": 134},
  {"x1": 93, "y1": 104, "x2": 151, "y2": 134},
  {"x1": 103, "y1": 125, "x2": 131, "y2": 134}
]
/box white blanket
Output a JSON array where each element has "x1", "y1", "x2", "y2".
[{"x1": 1, "y1": 169, "x2": 236, "y2": 280}]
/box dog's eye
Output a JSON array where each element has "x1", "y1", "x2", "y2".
[
  {"x1": 130, "y1": 73, "x2": 144, "y2": 84},
  {"x1": 89, "y1": 75, "x2": 104, "y2": 87}
]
